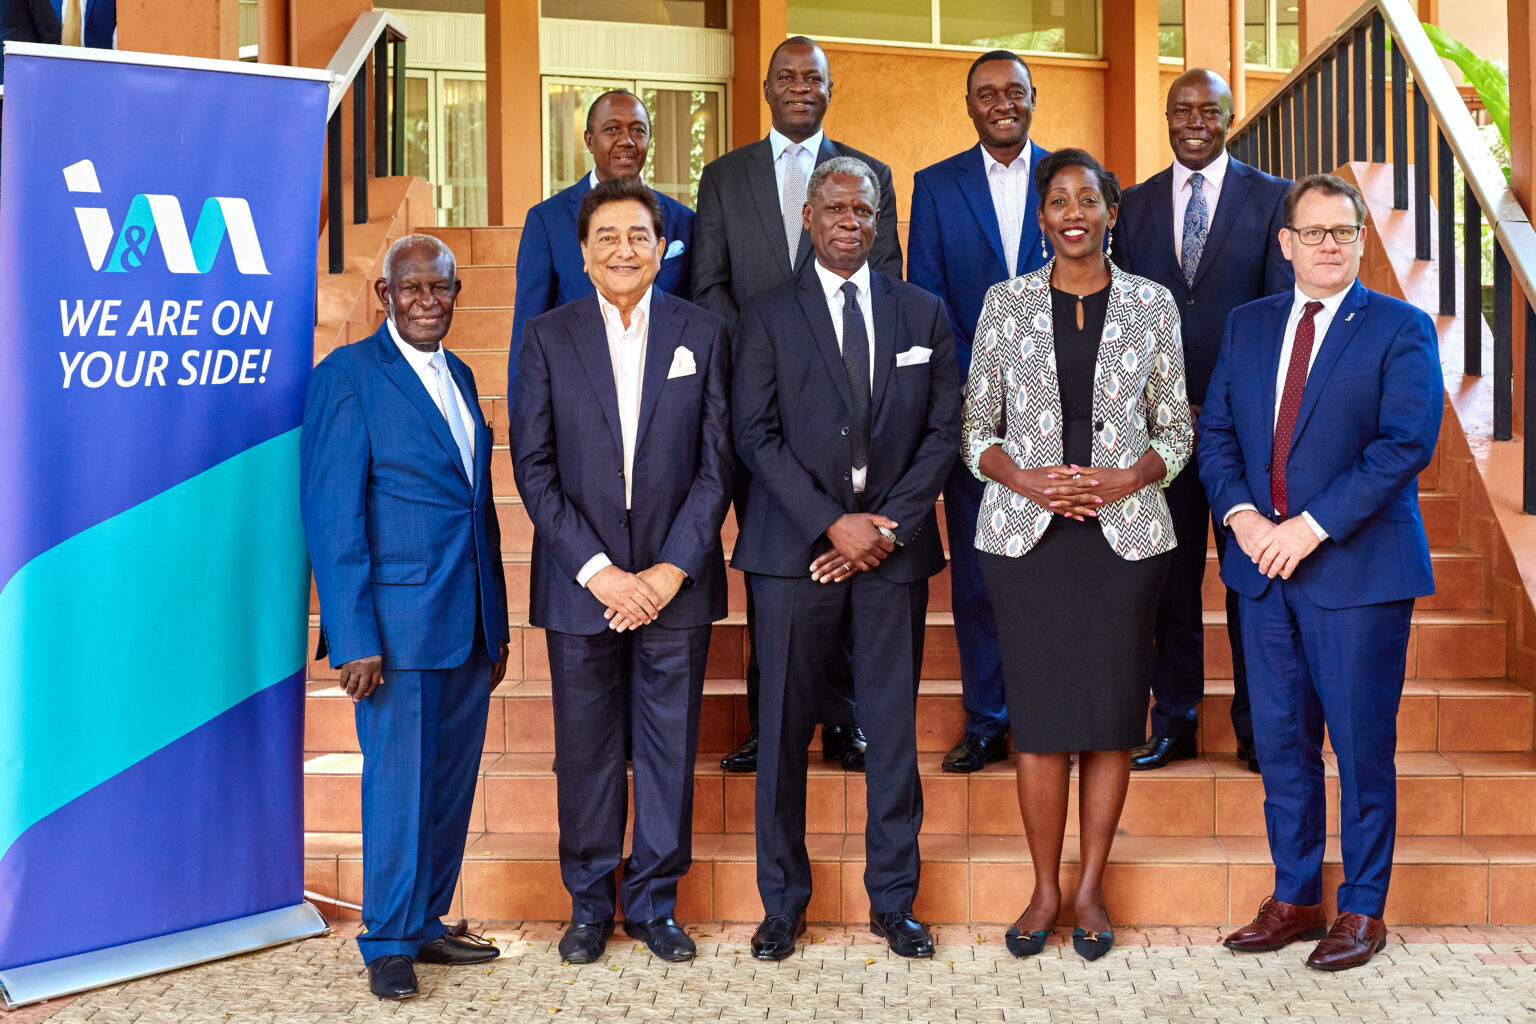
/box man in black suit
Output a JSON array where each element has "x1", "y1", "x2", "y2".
[
  {"x1": 732, "y1": 157, "x2": 958, "y2": 961},
  {"x1": 1111, "y1": 68, "x2": 1293, "y2": 771},
  {"x1": 695, "y1": 34, "x2": 902, "y2": 774},
  {"x1": 511, "y1": 179, "x2": 733, "y2": 965}
]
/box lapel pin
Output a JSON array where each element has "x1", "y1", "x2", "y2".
[{"x1": 1344, "y1": 312, "x2": 1356, "y2": 322}]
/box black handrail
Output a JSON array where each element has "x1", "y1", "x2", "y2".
[{"x1": 324, "y1": 17, "x2": 408, "y2": 275}]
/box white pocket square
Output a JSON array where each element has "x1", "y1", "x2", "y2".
[
  {"x1": 896, "y1": 346, "x2": 932, "y2": 367},
  {"x1": 667, "y1": 345, "x2": 697, "y2": 379},
  {"x1": 665, "y1": 239, "x2": 685, "y2": 259}
]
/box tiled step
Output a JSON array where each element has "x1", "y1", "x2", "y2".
[
  {"x1": 302, "y1": 828, "x2": 1536, "y2": 926},
  {"x1": 422, "y1": 225, "x2": 522, "y2": 267}
]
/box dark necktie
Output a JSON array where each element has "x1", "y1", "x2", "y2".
[
  {"x1": 840, "y1": 280, "x2": 871, "y2": 475},
  {"x1": 1270, "y1": 300, "x2": 1324, "y2": 519}
]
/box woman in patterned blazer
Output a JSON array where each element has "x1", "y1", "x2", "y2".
[{"x1": 962, "y1": 148, "x2": 1194, "y2": 961}]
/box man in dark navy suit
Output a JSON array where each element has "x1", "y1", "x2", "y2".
[
  {"x1": 1112, "y1": 68, "x2": 1293, "y2": 772},
  {"x1": 907, "y1": 49, "x2": 1051, "y2": 774},
  {"x1": 512, "y1": 178, "x2": 732, "y2": 966},
  {"x1": 302, "y1": 235, "x2": 510, "y2": 1000},
  {"x1": 509, "y1": 90, "x2": 695, "y2": 402},
  {"x1": 732, "y1": 157, "x2": 958, "y2": 962},
  {"x1": 0, "y1": 0, "x2": 115, "y2": 84},
  {"x1": 1201, "y1": 175, "x2": 1441, "y2": 971}
]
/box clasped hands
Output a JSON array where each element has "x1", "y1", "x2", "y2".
[
  {"x1": 809, "y1": 512, "x2": 898, "y2": 584},
  {"x1": 338, "y1": 637, "x2": 511, "y2": 703},
  {"x1": 1008, "y1": 463, "x2": 1143, "y2": 520},
  {"x1": 1228, "y1": 509, "x2": 1321, "y2": 579},
  {"x1": 587, "y1": 562, "x2": 686, "y2": 631}
]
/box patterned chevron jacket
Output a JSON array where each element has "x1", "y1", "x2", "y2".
[{"x1": 961, "y1": 258, "x2": 1194, "y2": 561}]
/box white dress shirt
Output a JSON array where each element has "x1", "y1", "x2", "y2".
[
  {"x1": 576, "y1": 287, "x2": 654, "y2": 588},
  {"x1": 1172, "y1": 148, "x2": 1229, "y2": 265},
  {"x1": 1220, "y1": 282, "x2": 1354, "y2": 540},
  {"x1": 386, "y1": 319, "x2": 476, "y2": 462},
  {"x1": 770, "y1": 126, "x2": 824, "y2": 203},
  {"x1": 980, "y1": 143, "x2": 1032, "y2": 278},
  {"x1": 813, "y1": 259, "x2": 876, "y2": 493}
]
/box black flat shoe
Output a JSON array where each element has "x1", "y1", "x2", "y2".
[
  {"x1": 751, "y1": 913, "x2": 807, "y2": 960},
  {"x1": 558, "y1": 920, "x2": 615, "y2": 964},
  {"x1": 870, "y1": 911, "x2": 934, "y2": 959},
  {"x1": 1004, "y1": 906, "x2": 1054, "y2": 958},
  {"x1": 416, "y1": 932, "x2": 500, "y2": 964},
  {"x1": 1129, "y1": 735, "x2": 1197, "y2": 770},
  {"x1": 721, "y1": 730, "x2": 758, "y2": 773},
  {"x1": 623, "y1": 915, "x2": 696, "y2": 962},
  {"x1": 942, "y1": 732, "x2": 1009, "y2": 773},
  {"x1": 1236, "y1": 739, "x2": 1260, "y2": 773},
  {"x1": 366, "y1": 954, "x2": 418, "y2": 999},
  {"x1": 822, "y1": 723, "x2": 868, "y2": 772},
  {"x1": 1072, "y1": 909, "x2": 1115, "y2": 961}
]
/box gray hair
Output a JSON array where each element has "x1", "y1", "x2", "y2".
[
  {"x1": 807, "y1": 156, "x2": 881, "y2": 210},
  {"x1": 381, "y1": 233, "x2": 457, "y2": 285}
]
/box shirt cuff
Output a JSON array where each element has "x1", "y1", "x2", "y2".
[
  {"x1": 1300, "y1": 511, "x2": 1329, "y2": 541},
  {"x1": 1221, "y1": 502, "x2": 1259, "y2": 528},
  {"x1": 576, "y1": 553, "x2": 612, "y2": 588}
]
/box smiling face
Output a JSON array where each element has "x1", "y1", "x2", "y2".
[
  {"x1": 764, "y1": 42, "x2": 832, "y2": 142},
  {"x1": 805, "y1": 172, "x2": 878, "y2": 278},
  {"x1": 584, "y1": 92, "x2": 650, "y2": 181},
  {"x1": 580, "y1": 198, "x2": 663, "y2": 307},
  {"x1": 1280, "y1": 188, "x2": 1365, "y2": 298},
  {"x1": 966, "y1": 58, "x2": 1034, "y2": 158},
  {"x1": 1038, "y1": 163, "x2": 1117, "y2": 261},
  {"x1": 374, "y1": 245, "x2": 461, "y2": 351},
  {"x1": 1166, "y1": 70, "x2": 1233, "y2": 172}
]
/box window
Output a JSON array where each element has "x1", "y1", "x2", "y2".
[
  {"x1": 388, "y1": 69, "x2": 489, "y2": 228},
  {"x1": 1246, "y1": 0, "x2": 1299, "y2": 69},
  {"x1": 1159, "y1": 0, "x2": 1183, "y2": 60},
  {"x1": 541, "y1": 0, "x2": 727, "y2": 29},
  {"x1": 788, "y1": 0, "x2": 1100, "y2": 58}
]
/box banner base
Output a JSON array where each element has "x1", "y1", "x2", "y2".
[{"x1": 0, "y1": 902, "x2": 328, "y2": 1009}]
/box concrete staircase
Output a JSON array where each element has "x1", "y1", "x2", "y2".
[{"x1": 301, "y1": 224, "x2": 1536, "y2": 927}]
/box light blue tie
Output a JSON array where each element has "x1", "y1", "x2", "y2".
[
  {"x1": 429, "y1": 350, "x2": 475, "y2": 482},
  {"x1": 1181, "y1": 171, "x2": 1208, "y2": 287}
]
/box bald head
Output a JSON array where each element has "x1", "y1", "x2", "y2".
[
  {"x1": 374, "y1": 234, "x2": 461, "y2": 351},
  {"x1": 1166, "y1": 68, "x2": 1233, "y2": 172}
]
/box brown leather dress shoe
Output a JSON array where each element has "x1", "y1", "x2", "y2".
[
  {"x1": 1223, "y1": 896, "x2": 1327, "y2": 952},
  {"x1": 1306, "y1": 912, "x2": 1387, "y2": 971}
]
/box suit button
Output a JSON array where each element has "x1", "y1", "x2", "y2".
[
  {"x1": 841, "y1": 427, "x2": 850, "y2": 436},
  {"x1": 843, "y1": 472, "x2": 851, "y2": 482},
  {"x1": 617, "y1": 468, "x2": 624, "y2": 477},
  {"x1": 1186, "y1": 298, "x2": 1195, "y2": 307},
  {"x1": 1095, "y1": 420, "x2": 1104, "y2": 431},
  {"x1": 620, "y1": 516, "x2": 629, "y2": 527}
]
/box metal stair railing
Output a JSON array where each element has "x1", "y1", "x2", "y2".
[{"x1": 1229, "y1": 0, "x2": 1536, "y2": 511}]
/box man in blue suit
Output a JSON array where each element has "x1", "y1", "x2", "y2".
[
  {"x1": 0, "y1": 0, "x2": 115, "y2": 84},
  {"x1": 302, "y1": 235, "x2": 511, "y2": 999},
  {"x1": 1199, "y1": 175, "x2": 1441, "y2": 971},
  {"x1": 907, "y1": 49, "x2": 1049, "y2": 773},
  {"x1": 1113, "y1": 69, "x2": 1293, "y2": 773},
  {"x1": 512, "y1": 178, "x2": 733, "y2": 966},
  {"x1": 509, "y1": 89, "x2": 694, "y2": 402}
]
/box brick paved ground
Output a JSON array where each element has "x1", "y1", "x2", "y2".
[{"x1": 7, "y1": 922, "x2": 1536, "y2": 1023}]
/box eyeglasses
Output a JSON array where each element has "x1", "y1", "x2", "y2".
[{"x1": 1288, "y1": 224, "x2": 1363, "y2": 245}]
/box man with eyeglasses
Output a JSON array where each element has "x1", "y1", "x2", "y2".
[{"x1": 1198, "y1": 174, "x2": 1442, "y2": 972}]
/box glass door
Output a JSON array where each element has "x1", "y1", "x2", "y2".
[{"x1": 388, "y1": 67, "x2": 489, "y2": 227}]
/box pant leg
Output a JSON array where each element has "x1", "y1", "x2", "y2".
[
  {"x1": 1294, "y1": 592, "x2": 1413, "y2": 919},
  {"x1": 1148, "y1": 458, "x2": 1209, "y2": 740},
  {"x1": 548, "y1": 628, "x2": 628, "y2": 923},
  {"x1": 818, "y1": 606, "x2": 857, "y2": 730},
  {"x1": 354, "y1": 668, "x2": 439, "y2": 962},
  {"x1": 1210, "y1": 522, "x2": 1254, "y2": 744},
  {"x1": 423, "y1": 645, "x2": 493, "y2": 933},
  {"x1": 620, "y1": 623, "x2": 711, "y2": 920},
  {"x1": 751, "y1": 572, "x2": 843, "y2": 917},
  {"x1": 942, "y1": 460, "x2": 1009, "y2": 739},
  {"x1": 850, "y1": 571, "x2": 928, "y2": 913},
  {"x1": 1241, "y1": 583, "x2": 1328, "y2": 908}
]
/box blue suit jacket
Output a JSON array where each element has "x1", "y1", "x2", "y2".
[
  {"x1": 509, "y1": 177, "x2": 694, "y2": 400},
  {"x1": 511, "y1": 289, "x2": 733, "y2": 636},
  {"x1": 0, "y1": 0, "x2": 114, "y2": 83},
  {"x1": 907, "y1": 141, "x2": 1052, "y2": 378},
  {"x1": 301, "y1": 324, "x2": 509, "y2": 670},
  {"x1": 1113, "y1": 157, "x2": 1293, "y2": 405},
  {"x1": 731, "y1": 261, "x2": 960, "y2": 583},
  {"x1": 1197, "y1": 281, "x2": 1442, "y2": 609}
]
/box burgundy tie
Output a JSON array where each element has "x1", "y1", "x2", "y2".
[{"x1": 1270, "y1": 300, "x2": 1324, "y2": 520}]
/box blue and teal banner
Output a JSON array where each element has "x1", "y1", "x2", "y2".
[{"x1": 0, "y1": 47, "x2": 329, "y2": 978}]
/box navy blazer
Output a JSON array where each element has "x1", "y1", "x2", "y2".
[
  {"x1": 508, "y1": 176, "x2": 694, "y2": 400},
  {"x1": 301, "y1": 324, "x2": 509, "y2": 670},
  {"x1": 731, "y1": 261, "x2": 960, "y2": 583},
  {"x1": 1113, "y1": 157, "x2": 1293, "y2": 405},
  {"x1": 511, "y1": 289, "x2": 733, "y2": 636},
  {"x1": 1198, "y1": 281, "x2": 1442, "y2": 609},
  {"x1": 907, "y1": 141, "x2": 1052, "y2": 376}
]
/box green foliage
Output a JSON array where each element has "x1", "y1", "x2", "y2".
[{"x1": 1420, "y1": 23, "x2": 1511, "y2": 166}]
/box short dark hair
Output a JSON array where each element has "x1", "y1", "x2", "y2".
[
  {"x1": 767, "y1": 35, "x2": 827, "y2": 73},
  {"x1": 578, "y1": 177, "x2": 665, "y2": 242},
  {"x1": 966, "y1": 49, "x2": 1032, "y2": 93},
  {"x1": 1284, "y1": 173, "x2": 1366, "y2": 227},
  {"x1": 585, "y1": 89, "x2": 646, "y2": 133},
  {"x1": 1033, "y1": 147, "x2": 1121, "y2": 210}
]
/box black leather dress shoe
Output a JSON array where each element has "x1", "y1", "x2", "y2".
[
  {"x1": 367, "y1": 954, "x2": 418, "y2": 999},
  {"x1": 1236, "y1": 740, "x2": 1260, "y2": 773},
  {"x1": 721, "y1": 729, "x2": 758, "y2": 773},
  {"x1": 558, "y1": 920, "x2": 614, "y2": 964},
  {"x1": 942, "y1": 733, "x2": 1008, "y2": 773},
  {"x1": 1129, "y1": 735, "x2": 1197, "y2": 771},
  {"x1": 751, "y1": 913, "x2": 807, "y2": 960},
  {"x1": 823, "y1": 723, "x2": 868, "y2": 772},
  {"x1": 417, "y1": 932, "x2": 500, "y2": 964},
  {"x1": 623, "y1": 916, "x2": 696, "y2": 962},
  {"x1": 869, "y1": 911, "x2": 934, "y2": 958}
]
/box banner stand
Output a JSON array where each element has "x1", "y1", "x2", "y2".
[{"x1": 0, "y1": 903, "x2": 328, "y2": 1009}]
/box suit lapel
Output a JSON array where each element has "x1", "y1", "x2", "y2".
[
  {"x1": 795, "y1": 263, "x2": 853, "y2": 412},
  {"x1": 794, "y1": 136, "x2": 842, "y2": 269},
  {"x1": 1017, "y1": 141, "x2": 1049, "y2": 272},
  {"x1": 1147, "y1": 166, "x2": 1185, "y2": 285},
  {"x1": 634, "y1": 290, "x2": 681, "y2": 451},
  {"x1": 869, "y1": 272, "x2": 896, "y2": 418},
  {"x1": 747, "y1": 139, "x2": 794, "y2": 277},
  {"x1": 375, "y1": 327, "x2": 472, "y2": 488},
  {"x1": 958, "y1": 148, "x2": 1008, "y2": 273},
  {"x1": 1259, "y1": 295, "x2": 1291, "y2": 441},
  {"x1": 1290, "y1": 281, "x2": 1369, "y2": 448},
  {"x1": 1190, "y1": 159, "x2": 1252, "y2": 289},
  {"x1": 569, "y1": 296, "x2": 626, "y2": 453}
]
